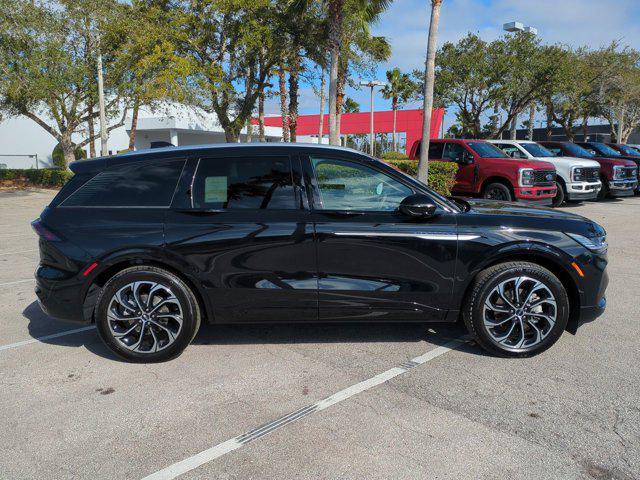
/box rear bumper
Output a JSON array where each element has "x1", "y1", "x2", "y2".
[{"x1": 35, "y1": 266, "x2": 89, "y2": 323}]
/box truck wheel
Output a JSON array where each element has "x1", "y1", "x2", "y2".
[
  {"x1": 462, "y1": 261, "x2": 569, "y2": 357},
  {"x1": 483, "y1": 183, "x2": 512, "y2": 202},
  {"x1": 597, "y1": 177, "x2": 609, "y2": 200},
  {"x1": 551, "y1": 181, "x2": 566, "y2": 207},
  {"x1": 95, "y1": 266, "x2": 201, "y2": 363}
]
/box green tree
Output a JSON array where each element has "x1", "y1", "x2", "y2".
[
  {"x1": 0, "y1": 0, "x2": 129, "y2": 167},
  {"x1": 381, "y1": 68, "x2": 415, "y2": 152}
]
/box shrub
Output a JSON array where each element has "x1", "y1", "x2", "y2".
[
  {"x1": 384, "y1": 159, "x2": 458, "y2": 196},
  {"x1": 52, "y1": 143, "x2": 87, "y2": 168},
  {"x1": 0, "y1": 168, "x2": 73, "y2": 187},
  {"x1": 380, "y1": 151, "x2": 409, "y2": 161}
]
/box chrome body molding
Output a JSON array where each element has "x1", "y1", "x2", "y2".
[{"x1": 334, "y1": 232, "x2": 480, "y2": 241}]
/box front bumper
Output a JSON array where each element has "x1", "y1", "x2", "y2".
[
  {"x1": 514, "y1": 186, "x2": 557, "y2": 203},
  {"x1": 575, "y1": 252, "x2": 609, "y2": 326},
  {"x1": 567, "y1": 181, "x2": 601, "y2": 200},
  {"x1": 609, "y1": 179, "x2": 637, "y2": 196}
]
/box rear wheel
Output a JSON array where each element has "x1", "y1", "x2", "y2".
[
  {"x1": 95, "y1": 266, "x2": 201, "y2": 362},
  {"x1": 551, "y1": 181, "x2": 566, "y2": 207},
  {"x1": 483, "y1": 182, "x2": 513, "y2": 202},
  {"x1": 462, "y1": 262, "x2": 569, "y2": 357}
]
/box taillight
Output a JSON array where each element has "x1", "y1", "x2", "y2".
[{"x1": 31, "y1": 219, "x2": 61, "y2": 241}]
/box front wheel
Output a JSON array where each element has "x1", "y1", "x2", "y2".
[
  {"x1": 551, "y1": 181, "x2": 566, "y2": 207},
  {"x1": 95, "y1": 266, "x2": 201, "y2": 362},
  {"x1": 597, "y1": 177, "x2": 609, "y2": 200},
  {"x1": 483, "y1": 182, "x2": 513, "y2": 202},
  {"x1": 462, "y1": 262, "x2": 569, "y2": 357}
]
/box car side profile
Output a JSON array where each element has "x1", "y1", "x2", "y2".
[
  {"x1": 487, "y1": 140, "x2": 601, "y2": 207},
  {"x1": 34, "y1": 144, "x2": 608, "y2": 362},
  {"x1": 539, "y1": 141, "x2": 638, "y2": 199},
  {"x1": 409, "y1": 139, "x2": 557, "y2": 204}
]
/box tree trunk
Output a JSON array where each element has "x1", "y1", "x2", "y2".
[
  {"x1": 288, "y1": 52, "x2": 301, "y2": 142},
  {"x1": 87, "y1": 100, "x2": 96, "y2": 158},
  {"x1": 128, "y1": 98, "x2": 140, "y2": 151},
  {"x1": 336, "y1": 65, "x2": 346, "y2": 146},
  {"x1": 96, "y1": 45, "x2": 108, "y2": 156},
  {"x1": 581, "y1": 116, "x2": 588, "y2": 141},
  {"x1": 510, "y1": 113, "x2": 518, "y2": 140},
  {"x1": 258, "y1": 91, "x2": 266, "y2": 142},
  {"x1": 246, "y1": 118, "x2": 253, "y2": 143},
  {"x1": 318, "y1": 67, "x2": 326, "y2": 143},
  {"x1": 617, "y1": 105, "x2": 624, "y2": 144},
  {"x1": 527, "y1": 103, "x2": 535, "y2": 141},
  {"x1": 417, "y1": 0, "x2": 443, "y2": 185},
  {"x1": 328, "y1": 0, "x2": 343, "y2": 145},
  {"x1": 392, "y1": 97, "x2": 398, "y2": 151},
  {"x1": 60, "y1": 136, "x2": 76, "y2": 170},
  {"x1": 278, "y1": 66, "x2": 290, "y2": 142},
  {"x1": 545, "y1": 103, "x2": 554, "y2": 140}
]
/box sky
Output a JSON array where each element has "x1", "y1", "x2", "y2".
[{"x1": 281, "y1": 0, "x2": 640, "y2": 129}]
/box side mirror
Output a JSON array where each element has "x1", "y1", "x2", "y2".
[{"x1": 399, "y1": 194, "x2": 438, "y2": 219}]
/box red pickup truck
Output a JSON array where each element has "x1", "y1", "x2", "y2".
[{"x1": 409, "y1": 139, "x2": 557, "y2": 204}]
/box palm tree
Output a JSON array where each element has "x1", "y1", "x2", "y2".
[
  {"x1": 417, "y1": 0, "x2": 443, "y2": 184},
  {"x1": 382, "y1": 68, "x2": 415, "y2": 152}
]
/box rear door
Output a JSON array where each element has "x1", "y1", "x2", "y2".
[
  {"x1": 304, "y1": 153, "x2": 457, "y2": 322},
  {"x1": 164, "y1": 153, "x2": 318, "y2": 323},
  {"x1": 442, "y1": 142, "x2": 476, "y2": 194}
]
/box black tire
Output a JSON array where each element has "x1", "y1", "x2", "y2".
[
  {"x1": 482, "y1": 182, "x2": 513, "y2": 202},
  {"x1": 597, "y1": 176, "x2": 609, "y2": 201},
  {"x1": 95, "y1": 266, "x2": 201, "y2": 363},
  {"x1": 551, "y1": 180, "x2": 566, "y2": 207},
  {"x1": 462, "y1": 261, "x2": 569, "y2": 358}
]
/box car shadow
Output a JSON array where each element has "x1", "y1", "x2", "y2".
[{"x1": 23, "y1": 301, "x2": 484, "y2": 362}]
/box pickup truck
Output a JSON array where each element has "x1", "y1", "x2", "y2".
[
  {"x1": 540, "y1": 141, "x2": 638, "y2": 199},
  {"x1": 487, "y1": 140, "x2": 601, "y2": 207},
  {"x1": 409, "y1": 139, "x2": 557, "y2": 204}
]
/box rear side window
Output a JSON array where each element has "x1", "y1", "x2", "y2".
[
  {"x1": 428, "y1": 142, "x2": 444, "y2": 159},
  {"x1": 62, "y1": 160, "x2": 185, "y2": 207},
  {"x1": 192, "y1": 156, "x2": 295, "y2": 209}
]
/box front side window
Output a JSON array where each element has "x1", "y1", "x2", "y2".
[
  {"x1": 496, "y1": 144, "x2": 527, "y2": 159},
  {"x1": 521, "y1": 143, "x2": 555, "y2": 158},
  {"x1": 311, "y1": 157, "x2": 412, "y2": 211},
  {"x1": 192, "y1": 156, "x2": 295, "y2": 209},
  {"x1": 467, "y1": 142, "x2": 508, "y2": 158},
  {"x1": 443, "y1": 142, "x2": 468, "y2": 161},
  {"x1": 62, "y1": 160, "x2": 186, "y2": 207},
  {"x1": 563, "y1": 143, "x2": 594, "y2": 158}
]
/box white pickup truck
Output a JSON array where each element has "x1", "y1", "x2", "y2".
[{"x1": 488, "y1": 140, "x2": 602, "y2": 207}]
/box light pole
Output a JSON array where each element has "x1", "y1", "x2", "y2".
[
  {"x1": 503, "y1": 22, "x2": 538, "y2": 140},
  {"x1": 360, "y1": 80, "x2": 386, "y2": 156}
]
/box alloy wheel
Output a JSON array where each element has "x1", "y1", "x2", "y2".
[
  {"x1": 482, "y1": 276, "x2": 557, "y2": 351},
  {"x1": 485, "y1": 186, "x2": 509, "y2": 201},
  {"x1": 107, "y1": 281, "x2": 183, "y2": 353}
]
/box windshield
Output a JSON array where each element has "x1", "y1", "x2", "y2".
[
  {"x1": 467, "y1": 142, "x2": 508, "y2": 158},
  {"x1": 562, "y1": 143, "x2": 595, "y2": 158},
  {"x1": 521, "y1": 143, "x2": 555, "y2": 158},
  {"x1": 616, "y1": 144, "x2": 640, "y2": 156},
  {"x1": 589, "y1": 143, "x2": 621, "y2": 157}
]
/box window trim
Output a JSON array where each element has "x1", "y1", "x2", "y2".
[
  {"x1": 58, "y1": 158, "x2": 187, "y2": 209},
  {"x1": 187, "y1": 154, "x2": 302, "y2": 212},
  {"x1": 305, "y1": 153, "x2": 419, "y2": 214}
]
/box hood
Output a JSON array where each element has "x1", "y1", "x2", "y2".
[
  {"x1": 532, "y1": 156, "x2": 600, "y2": 169},
  {"x1": 592, "y1": 157, "x2": 637, "y2": 167},
  {"x1": 460, "y1": 198, "x2": 603, "y2": 238},
  {"x1": 483, "y1": 158, "x2": 556, "y2": 170}
]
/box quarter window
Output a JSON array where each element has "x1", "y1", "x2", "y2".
[
  {"x1": 311, "y1": 157, "x2": 412, "y2": 211},
  {"x1": 62, "y1": 160, "x2": 186, "y2": 207},
  {"x1": 192, "y1": 156, "x2": 296, "y2": 209}
]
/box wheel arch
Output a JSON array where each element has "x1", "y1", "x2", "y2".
[
  {"x1": 456, "y1": 249, "x2": 581, "y2": 333},
  {"x1": 82, "y1": 251, "x2": 212, "y2": 325}
]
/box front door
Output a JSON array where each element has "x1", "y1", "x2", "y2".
[
  {"x1": 304, "y1": 154, "x2": 457, "y2": 322},
  {"x1": 164, "y1": 154, "x2": 318, "y2": 323},
  {"x1": 443, "y1": 142, "x2": 476, "y2": 194}
]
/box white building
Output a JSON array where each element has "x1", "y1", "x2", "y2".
[{"x1": 0, "y1": 103, "x2": 283, "y2": 169}]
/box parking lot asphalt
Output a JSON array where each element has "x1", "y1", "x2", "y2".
[{"x1": 0, "y1": 189, "x2": 638, "y2": 480}]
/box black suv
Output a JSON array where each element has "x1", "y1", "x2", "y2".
[{"x1": 33, "y1": 144, "x2": 608, "y2": 361}]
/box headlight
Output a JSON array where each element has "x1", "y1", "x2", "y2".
[
  {"x1": 519, "y1": 168, "x2": 535, "y2": 186},
  {"x1": 613, "y1": 166, "x2": 624, "y2": 180},
  {"x1": 566, "y1": 232, "x2": 608, "y2": 254},
  {"x1": 572, "y1": 167, "x2": 584, "y2": 181}
]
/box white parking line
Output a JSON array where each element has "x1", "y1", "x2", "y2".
[
  {"x1": 0, "y1": 249, "x2": 38, "y2": 256},
  {"x1": 0, "y1": 233, "x2": 34, "y2": 238},
  {"x1": 0, "y1": 326, "x2": 95, "y2": 352},
  {"x1": 0, "y1": 279, "x2": 35, "y2": 287},
  {"x1": 141, "y1": 337, "x2": 467, "y2": 480}
]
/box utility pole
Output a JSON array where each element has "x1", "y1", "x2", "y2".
[
  {"x1": 96, "y1": 35, "x2": 108, "y2": 156},
  {"x1": 360, "y1": 80, "x2": 386, "y2": 156}
]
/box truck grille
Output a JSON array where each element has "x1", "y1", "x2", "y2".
[
  {"x1": 623, "y1": 166, "x2": 639, "y2": 179},
  {"x1": 583, "y1": 167, "x2": 599, "y2": 182},
  {"x1": 533, "y1": 170, "x2": 556, "y2": 186}
]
